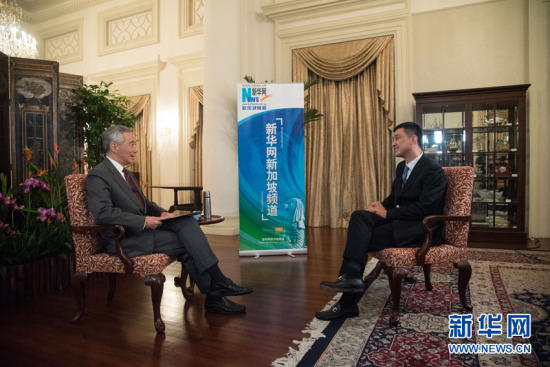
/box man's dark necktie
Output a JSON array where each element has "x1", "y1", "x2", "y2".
[
  {"x1": 401, "y1": 165, "x2": 410, "y2": 188},
  {"x1": 123, "y1": 168, "x2": 145, "y2": 209}
]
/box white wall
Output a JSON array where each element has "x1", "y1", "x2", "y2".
[
  {"x1": 30, "y1": 0, "x2": 203, "y2": 209},
  {"x1": 412, "y1": 0, "x2": 550, "y2": 238},
  {"x1": 412, "y1": 0, "x2": 527, "y2": 92},
  {"x1": 27, "y1": 0, "x2": 549, "y2": 237}
]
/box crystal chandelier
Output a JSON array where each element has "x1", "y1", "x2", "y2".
[{"x1": 0, "y1": 0, "x2": 38, "y2": 58}]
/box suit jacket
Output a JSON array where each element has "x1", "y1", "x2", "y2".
[
  {"x1": 86, "y1": 158, "x2": 166, "y2": 256},
  {"x1": 381, "y1": 154, "x2": 447, "y2": 246}
]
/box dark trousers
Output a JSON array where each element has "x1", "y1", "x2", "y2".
[
  {"x1": 153, "y1": 216, "x2": 219, "y2": 293},
  {"x1": 338, "y1": 210, "x2": 425, "y2": 308},
  {"x1": 340, "y1": 210, "x2": 396, "y2": 279}
]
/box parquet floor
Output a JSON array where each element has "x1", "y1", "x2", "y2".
[{"x1": 0, "y1": 228, "x2": 543, "y2": 367}]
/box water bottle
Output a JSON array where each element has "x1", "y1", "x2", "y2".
[{"x1": 203, "y1": 191, "x2": 211, "y2": 220}]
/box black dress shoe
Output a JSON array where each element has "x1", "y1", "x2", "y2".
[
  {"x1": 209, "y1": 278, "x2": 253, "y2": 297},
  {"x1": 204, "y1": 295, "x2": 246, "y2": 315},
  {"x1": 315, "y1": 303, "x2": 359, "y2": 321},
  {"x1": 320, "y1": 274, "x2": 365, "y2": 293}
]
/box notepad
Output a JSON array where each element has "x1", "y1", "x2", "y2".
[{"x1": 160, "y1": 211, "x2": 201, "y2": 224}]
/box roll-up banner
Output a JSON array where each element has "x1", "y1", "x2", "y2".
[{"x1": 237, "y1": 83, "x2": 306, "y2": 257}]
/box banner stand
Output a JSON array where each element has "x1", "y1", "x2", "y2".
[
  {"x1": 237, "y1": 83, "x2": 306, "y2": 257},
  {"x1": 239, "y1": 249, "x2": 308, "y2": 258}
]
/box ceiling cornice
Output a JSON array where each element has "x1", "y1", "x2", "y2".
[
  {"x1": 262, "y1": 0, "x2": 404, "y2": 24},
  {"x1": 23, "y1": 0, "x2": 111, "y2": 24}
]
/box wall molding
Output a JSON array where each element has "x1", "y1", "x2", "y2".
[
  {"x1": 167, "y1": 52, "x2": 204, "y2": 71},
  {"x1": 98, "y1": 0, "x2": 159, "y2": 56},
  {"x1": 87, "y1": 58, "x2": 166, "y2": 84},
  {"x1": 167, "y1": 52, "x2": 204, "y2": 187},
  {"x1": 179, "y1": 0, "x2": 204, "y2": 38},
  {"x1": 36, "y1": 18, "x2": 84, "y2": 64}
]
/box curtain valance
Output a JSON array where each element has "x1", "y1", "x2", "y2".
[{"x1": 293, "y1": 35, "x2": 393, "y2": 81}]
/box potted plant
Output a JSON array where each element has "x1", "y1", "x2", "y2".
[
  {"x1": 0, "y1": 146, "x2": 74, "y2": 306},
  {"x1": 69, "y1": 81, "x2": 137, "y2": 170}
]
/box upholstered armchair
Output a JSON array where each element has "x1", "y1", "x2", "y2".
[
  {"x1": 64, "y1": 174, "x2": 195, "y2": 333},
  {"x1": 365, "y1": 166, "x2": 475, "y2": 325}
]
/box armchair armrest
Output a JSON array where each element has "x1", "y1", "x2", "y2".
[
  {"x1": 415, "y1": 215, "x2": 472, "y2": 265},
  {"x1": 70, "y1": 224, "x2": 134, "y2": 274}
]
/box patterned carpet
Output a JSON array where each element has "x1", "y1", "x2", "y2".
[{"x1": 272, "y1": 249, "x2": 550, "y2": 367}]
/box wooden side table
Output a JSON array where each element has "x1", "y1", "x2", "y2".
[
  {"x1": 197, "y1": 215, "x2": 224, "y2": 225},
  {"x1": 150, "y1": 185, "x2": 203, "y2": 212}
]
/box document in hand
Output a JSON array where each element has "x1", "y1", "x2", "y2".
[{"x1": 160, "y1": 211, "x2": 202, "y2": 224}]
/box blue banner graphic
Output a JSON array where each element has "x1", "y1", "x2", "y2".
[{"x1": 237, "y1": 83, "x2": 306, "y2": 256}]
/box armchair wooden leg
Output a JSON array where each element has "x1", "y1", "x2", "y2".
[
  {"x1": 423, "y1": 264, "x2": 433, "y2": 291},
  {"x1": 385, "y1": 267, "x2": 408, "y2": 326},
  {"x1": 363, "y1": 260, "x2": 386, "y2": 282},
  {"x1": 107, "y1": 273, "x2": 117, "y2": 301},
  {"x1": 145, "y1": 273, "x2": 166, "y2": 333},
  {"x1": 457, "y1": 259, "x2": 473, "y2": 310},
  {"x1": 403, "y1": 269, "x2": 417, "y2": 284},
  {"x1": 70, "y1": 271, "x2": 88, "y2": 324},
  {"x1": 174, "y1": 263, "x2": 195, "y2": 300}
]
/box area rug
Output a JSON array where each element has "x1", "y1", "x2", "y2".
[{"x1": 272, "y1": 249, "x2": 550, "y2": 367}]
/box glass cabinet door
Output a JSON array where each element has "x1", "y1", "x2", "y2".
[
  {"x1": 471, "y1": 100, "x2": 519, "y2": 230},
  {"x1": 414, "y1": 84, "x2": 528, "y2": 243},
  {"x1": 421, "y1": 103, "x2": 465, "y2": 167}
]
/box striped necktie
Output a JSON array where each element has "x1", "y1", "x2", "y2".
[{"x1": 123, "y1": 168, "x2": 145, "y2": 209}]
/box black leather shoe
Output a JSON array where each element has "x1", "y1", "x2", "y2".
[
  {"x1": 315, "y1": 303, "x2": 359, "y2": 321},
  {"x1": 204, "y1": 295, "x2": 246, "y2": 315},
  {"x1": 320, "y1": 274, "x2": 365, "y2": 293},
  {"x1": 209, "y1": 278, "x2": 253, "y2": 297}
]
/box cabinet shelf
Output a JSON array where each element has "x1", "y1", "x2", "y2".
[{"x1": 414, "y1": 84, "x2": 529, "y2": 243}]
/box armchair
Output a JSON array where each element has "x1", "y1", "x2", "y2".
[
  {"x1": 64, "y1": 174, "x2": 195, "y2": 333},
  {"x1": 365, "y1": 166, "x2": 475, "y2": 325}
]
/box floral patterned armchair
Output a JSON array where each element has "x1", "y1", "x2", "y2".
[
  {"x1": 365, "y1": 166, "x2": 475, "y2": 325},
  {"x1": 64, "y1": 174, "x2": 194, "y2": 333}
]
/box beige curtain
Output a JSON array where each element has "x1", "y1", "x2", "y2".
[
  {"x1": 127, "y1": 94, "x2": 152, "y2": 199},
  {"x1": 293, "y1": 35, "x2": 395, "y2": 228},
  {"x1": 189, "y1": 86, "x2": 203, "y2": 186}
]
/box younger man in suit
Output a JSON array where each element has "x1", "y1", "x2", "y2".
[
  {"x1": 316, "y1": 122, "x2": 447, "y2": 320},
  {"x1": 86, "y1": 125, "x2": 252, "y2": 315}
]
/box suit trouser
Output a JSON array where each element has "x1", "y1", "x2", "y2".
[
  {"x1": 340, "y1": 210, "x2": 398, "y2": 278},
  {"x1": 338, "y1": 210, "x2": 425, "y2": 307},
  {"x1": 152, "y1": 216, "x2": 219, "y2": 293}
]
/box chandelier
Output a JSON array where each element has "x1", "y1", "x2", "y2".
[{"x1": 0, "y1": 0, "x2": 38, "y2": 58}]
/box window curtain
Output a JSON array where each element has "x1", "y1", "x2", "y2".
[
  {"x1": 189, "y1": 86, "x2": 203, "y2": 186},
  {"x1": 127, "y1": 94, "x2": 152, "y2": 199},
  {"x1": 292, "y1": 35, "x2": 395, "y2": 228}
]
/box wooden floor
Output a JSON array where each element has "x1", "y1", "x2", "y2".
[{"x1": 0, "y1": 228, "x2": 547, "y2": 367}]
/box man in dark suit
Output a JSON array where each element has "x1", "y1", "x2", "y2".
[
  {"x1": 316, "y1": 122, "x2": 447, "y2": 320},
  {"x1": 86, "y1": 125, "x2": 252, "y2": 315}
]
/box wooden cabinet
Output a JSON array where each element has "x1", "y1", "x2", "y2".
[
  {"x1": 413, "y1": 85, "x2": 530, "y2": 243},
  {"x1": 0, "y1": 51, "x2": 83, "y2": 187}
]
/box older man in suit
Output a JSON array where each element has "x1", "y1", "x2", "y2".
[
  {"x1": 316, "y1": 122, "x2": 447, "y2": 320},
  {"x1": 86, "y1": 125, "x2": 252, "y2": 315}
]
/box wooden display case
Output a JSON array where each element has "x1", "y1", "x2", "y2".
[{"x1": 414, "y1": 84, "x2": 530, "y2": 243}]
